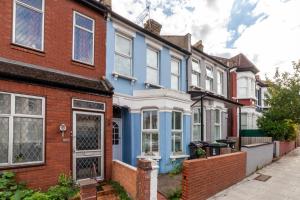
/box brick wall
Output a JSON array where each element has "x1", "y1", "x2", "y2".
[
  {"x1": 229, "y1": 71, "x2": 237, "y2": 137},
  {"x1": 112, "y1": 160, "x2": 137, "y2": 199},
  {"x1": 0, "y1": 0, "x2": 106, "y2": 79},
  {"x1": 182, "y1": 152, "x2": 246, "y2": 200},
  {"x1": 279, "y1": 141, "x2": 296, "y2": 157},
  {"x1": 0, "y1": 80, "x2": 112, "y2": 190}
]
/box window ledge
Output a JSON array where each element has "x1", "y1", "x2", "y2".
[
  {"x1": 11, "y1": 43, "x2": 45, "y2": 57},
  {"x1": 145, "y1": 82, "x2": 164, "y2": 89},
  {"x1": 112, "y1": 72, "x2": 137, "y2": 84},
  {"x1": 170, "y1": 154, "x2": 189, "y2": 159},
  {"x1": 137, "y1": 155, "x2": 161, "y2": 160},
  {"x1": 190, "y1": 85, "x2": 202, "y2": 90}
]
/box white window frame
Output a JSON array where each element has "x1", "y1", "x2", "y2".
[
  {"x1": 0, "y1": 92, "x2": 45, "y2": 167},
  {"x1": 114, "y1": 33, "x2": 133, "y2": 76},
  {"x1": 72, "y1": 98, "x2": 105, "y2": 112},
  {"x1": 72, "y1": 11, "x2": 95, "y2": 65},
  {"x1": 241, "y1": 113, "x2": 248, "y2": 130},
  {"x1": 192, "y1": 107, "x2": 206, "y2": 141},
  {"x1": 217, "y1": 70, "x2": 224, "y2": 95},
  {"x1": 146, "y1": 47, "x2": 160, "y2": 85},
  {"x1": 206, "y1": 65, "x2": 214, "y2": 91},
  {"x1": 171, "y1": 111, "x2": 183, "y2": 154},
  {"x1": 171, "y1": 58, "x2": 180, "y2": 91},
  {"x1": 214, "y1": 109, "x2": 221, "y2": 141},
  {"x1": 191, "y1": 59, "x2": 201, "y2": 87},
  {"x1": 141, "y1": 110, "x2": 159, "y2": 156},
  {"x1": 12, "y1": 0, "x2": 45, "y2": 51}
]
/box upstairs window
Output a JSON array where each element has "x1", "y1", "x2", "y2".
[
  {"x1": 171, "y1": 111, "x2": 183, "y2": 154},
  {"x1": 146, "y1": 48, "x2": 159, "y2": 85},
  {"x1": 142, "y1": 110, "x2": 159, "y2": 156},
  {"x1": 115, "y1": 33, "x2": 132, "y2": 76},
  {"x1": 217, "y1": 70, "x2": 224, "y2": 95},
  {"x1": 73, "y1": 12, "x2": 95, "y2": 65},
  {"x1": 191, "y1": 59, "x2": 201, "y2": 87},
  {"x1": 13, "y1": 0, "x2": 44, "y2": 51},
  {"x1": 171, "y1": 58, "x2": 180, "y2": 90},
  {"x1": 206, "y1": 66, "x2": 213, "y2": 91}
]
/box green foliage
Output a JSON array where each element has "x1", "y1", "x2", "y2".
[
  {"x1": 167, "y1": 188, "x2": 182, "y2": 200},
  {"x1": 195, "y1": 148, "x2": 206, "y2": 158},
  {"x1": 109, "y1": 181, "x2": 131, "y2": 200},
  {"x1": 169, "y1": 163, "x2": 183, "y2": 176},
  {"x1": 258, "y1": 61, "x2": 300, "y2": 141},
  {"x1": 0, "y1": 172, "x2": 78, "y2": 200}
]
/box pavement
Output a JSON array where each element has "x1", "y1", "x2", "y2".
[{"x1": 209, "y1": 148, "x2": 300, "y2": 200}]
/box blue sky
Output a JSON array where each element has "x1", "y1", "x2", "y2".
[{"x1": 113, "y1": 0, "x2": 300, "y2": 77}]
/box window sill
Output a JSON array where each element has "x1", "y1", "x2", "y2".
[
  {"x1": 11, "y1": 43, "x2": 45, "y2": 57},
  {"x1": 145, "y1": 82, "x2": 164, "y2": 89},
  {"x1": 112, "y1": 72, "x2": 137, "y2": 84},
  {"x1": 190, "y1": 85, "x2": 203, "y2": 90},
  {"x1": 0, "y1": 163, "x2": 45, "y2": 171},
  {"x1": 170, "y1": 154, "x2": 189, "y2": 159},
  {"x1": 137, "y1": 155, "x2": 161, "y2": 160},
  {"x1": 71, "y1": 60, "x2": 95, "y2": 69}
]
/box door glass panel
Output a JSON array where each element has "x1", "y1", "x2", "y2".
[
  {"x1": 112, "y1": 122, "x2": 119, "y2": 145},
  {"x1": 76, "y1": 114, "x2": 101, "y2": 150},
  {"x1": 76, "y1": 156, "x2": 101, "y2": 180}
]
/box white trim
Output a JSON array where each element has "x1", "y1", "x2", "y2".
[
  {"x1": 72, "y1": 11, "x2": 95, "y2": 65},
  {"x1": 171, "y1": 57, "x2": 181, "y2": 91},
  {"x1": 113, "y1": 160, "x2": 137, "y2": 171},
  {"x1": 12, "y1": 0, "x2": 45, "y2": 51},
  {"x1": 72, "y1": 98, "x2": 106, "y2": 112},
  {"x1": 146, "y1": 47, "x2": 160, "y2": 85},
  {"x1": 72, "y1": 111, "x2": 104, "y2": 181},
  {"x1": 145, "y1": 38, "x2": 163, "y2": 50},
  {"x1": 217, "y1": 69, "x2": 224, "y2": 96},
  {"x1": 171, "y1": 110, "x2": 183, "y2": 155},
  {"x1": 170, "y1": 50, "x2": 184, "y2": 60},
  {"x1": 0, "y1": 92, "x2": 45, "y2": 167},
  {"x1": 170, "y1": 155, "x2": 189, "y2": 159},
  {"x1": 113, "y1": 22, "x2": 136, "y2": 38}
]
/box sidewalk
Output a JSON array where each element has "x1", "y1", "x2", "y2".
[{"x1": 209, "y1": 148, "x2": 300, "y2": 200}]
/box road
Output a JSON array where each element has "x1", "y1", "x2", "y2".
[{"x1": 210, "y1": 148, "x2": 300, "y2": 200}]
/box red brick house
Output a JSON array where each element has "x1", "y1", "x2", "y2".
[{"x1": 0, "y1": 0, "x2": 113, "y2": 190}]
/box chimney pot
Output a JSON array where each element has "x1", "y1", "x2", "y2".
[
  {"x1": 144, "y1": 19, "x2": 162, "y2": 35},
  {"x1": 193, "y1": 40, "x2": 204, "y2": 51}
]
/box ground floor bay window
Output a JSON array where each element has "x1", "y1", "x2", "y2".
[
  {"x1": 142, "y1": 110, "x2": 159, "y2": 156},
  {"x1": 213, "y1": 109, "x2": 221, "y2": 141},
  {"x1": 0, "y1": 92, "x2": 45, "y2": 166},
  {"x1": 192, "y1": 108, "x2": 205, "y2": 141},
  {"x1": 172, "y1": 111, "x2": 183, "y2": 154}
]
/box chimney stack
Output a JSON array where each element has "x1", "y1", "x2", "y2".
[
  {"x1": 144, "y1": 19, "x2": 162, "y2": 35},
  {"x1": 193, "y1": 40, "x2": 204, "y2": 51},
  {"x1": 100, "y1": 0, "x2": 112, "y2": 8}
]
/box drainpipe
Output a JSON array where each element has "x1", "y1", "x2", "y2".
[
  {"x1": 201, "y1": 97, "x2": 204, "y2": 141},
  {"x1": 239, "y1": 106, "x2": 242, "y2": 150}
]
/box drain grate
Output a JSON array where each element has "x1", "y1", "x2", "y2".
[{"x1": 254, "y1": 174, "x2": 271, "y2": 182}]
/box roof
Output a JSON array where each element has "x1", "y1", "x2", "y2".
[
  {"x1": 75, "y1": 0, "x2": 108, "y2": 14},
  {"x1": 0, "y1": 59, "x2": 114, "y2": 96},
  {"x1": 230, "y1": 53, "x2": 259, "y2": 74},
  {"x1": 109, "y1": 11, "x2": 191, "y2": 55}
]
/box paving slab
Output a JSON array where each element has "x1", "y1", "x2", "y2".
[{"x1": 209, "y1": 148, "x2": 300, "y2": 200}]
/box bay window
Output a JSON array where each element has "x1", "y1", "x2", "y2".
[
  {"x1": 0, "y1": 92, "x2": 45, "y2": 166},
  {"x1": 172, "y1": 111, "x2": 183, "y2": 154},
  {"x1": 73, "y1": 12, "x2": 95, "y2": 65},
  {"x1": 217, "y1": 70, "x2": 224, "y2": 95},
  {"x1": 142, "y1": 110, "x2": 159, "y2": 156},
  {"x1": 241, "y1": 113, "x2": 247, "y2": 130},
  {"x1": 146, "y1": 48, "x2": 159, "y2": 84},
  {"x1": 192, "y1": 108, "x2": 203, "y2": 141},
  {"x1": 13, "y1": 0, "x2": 44, "y2": 51},
  {"x1": 115, "y1": 33, "x2": 132, "y2": 76},
  {"x1": 213, "y1": 109, "x2": 221, "y2": 141},
  {"x1": 206, "y1": 66, "x2": 213, "y2": 91},
  {"x1": 171, "y1": 58, "x2": 180, "y2": 90},
  {"x1": 191, "y1": 59, "x2": 201, "y2": 87}
]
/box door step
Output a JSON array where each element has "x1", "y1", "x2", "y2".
[{"x1": 97, "y1": 184, "x2": 119, "y2": 200}]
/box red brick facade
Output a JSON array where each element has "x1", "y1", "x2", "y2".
[
  {"x1": 0, "y1": 0, "x2": 112, "y2": 191},
  {"x1": 182, "y1": 152, "x2": 246, "y2": 200},
  {"x1": 279, "y1": 141, "x2": 296, "y2": 157}
]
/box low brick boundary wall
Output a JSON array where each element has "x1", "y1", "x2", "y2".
[
  {"x1": 182, "y1": 152, "x2": 246, "y2": 200},
  {"x1": 279, "y1": 141, "x2": 296, "y2": 156},
  {"x1": 112, "y1": 160, "x2": 137, "y2": 199}
]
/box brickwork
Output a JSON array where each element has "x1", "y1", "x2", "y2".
[
  {"x1": 79, "y1": 179, "x2": 98, "y2": 200},
  {"x1": 112, "y1": 160, "x2": 137, "y2": 199},
  {"x1": 182, "y1": 152, "x2": 246, "y2": 200},
  {"x1": 0, "y1": 80, "x2": 112, "y2": 190},
  {"x1": 279, "y1": 141, "x2": 296, "y2": 157},
  {"x1": 136, "y1": 160, "x2": 152, "y2": 200}
]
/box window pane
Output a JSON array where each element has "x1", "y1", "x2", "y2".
[
  {"x1": 172, "y1": 132, "x2": 182, "y2": 153},
  {"x1": 116, "y1": 35, "x2": 131, "y2": 56},
  {"x1": 0, "y1": 94, "x2": 11, "y2": 114},
  {"x1": 143, "y1": 111, "x2": 151, "y2": 129},
  {"x1": 76, "y1": 156, "x2": 101, "y2": 180},
  {"x1": 172, "y1": 112, "x2": 182, "y2": 130},
  {"x1": 0, "y1": 117, "x2": 9, "y2": 164},
  {"x1": 206, "y1": 78, "x2": 213, "y2": 91},
  {"x1": 192, "y1": 60, "x2": 200, "y2": 72},
  {"x1": 171, "y1": 60, "x2": 179, "y2": 75},
  {"x1": 191, "y1": 73, "x2": 199, "y2": 86},
  {"x1": 18, "y1": 0, "x2": 43, "y2": 10},
  {"x1": 193, "y1": 125, "x2": 201, "y2": 141},
  {"x1": 75, "y1": 13, "x2": 93, "y2": 31},
  {"x1": 151, "y1": 111, "x2": 158, "y2": 129},
  {"x1": 13, "y1": 117, "x2": 43, "y2": 163},
  {"x1": 142, "y1": 133, "x2": 150, "y2": 153},
  {"x1": 215, "y1": 110, "x2": 220, "y2": 123},
  {"x1": 76, "y1": 114, "x2": 101, "y2": 151},
  {"x1": 147, "y1": 48, "x2": 158, "y2": 68},
  {"x1": 171, "y1": 75, "x2": 179, "y2": 90},
  {"x1": 15, "y1": 4, "x2": 43, "y2": 50},
  {"x1": 74, "y1": 27, "x2": 93, "y2": 64},
  {"x1": 115, "y1": 54, "x2": 131, "y2": 76},
  {"x1": 147, "y1": 67, "x2": 158, "y2": 84},
  {"x1": 241, "y1": 114, "x2": 247, "y2": 128},
  {"x1": 152, "y1": 133, "x2": 159, "y2": 152},
  {"x1": 206, "y1": 67, "x2": 213, "y2": 78},
  {"x1": 214, "y1": 126, "x2": 220, "y2": 141},
  {"x1": 15, "y1": 97, "x2": 42, "y2": 115},
  {"x1": 193, "y1": 108, "x2": 200, "y2": 123}
]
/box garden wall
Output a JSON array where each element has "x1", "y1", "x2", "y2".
[
  {"x1": 275, "y1": 141, "x2": 296, "y2": 157},
  {"x1": 182, "y1": 152, "x2": 246, "y2": 200},
  {"x1": 241, "y1": 143, "x2": 273, "y2": 176}
]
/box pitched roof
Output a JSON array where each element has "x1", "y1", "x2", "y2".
[{"x1": 230, "y1": 53, "x2": 259, "y2": 73}]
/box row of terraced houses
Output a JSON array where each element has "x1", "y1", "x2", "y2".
[{"x1": 0, "y1": 0, "x2": 269, "y2": 189}]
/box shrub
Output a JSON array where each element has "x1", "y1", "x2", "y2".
[
  {"x1": 195, "y1": 148, "x2": 206, "y2": 158},
  {"x1": 109, "y1": 181, "x2": 131, "y2": 200},
  {"x1": 169, "y1": 163, "x2": 183, "y2": 176},
  {"x1": 167, "y1": 188, "x2": 182, "y2": 200}
]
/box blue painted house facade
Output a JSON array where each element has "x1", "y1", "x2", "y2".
[{"x1": 106, "y1": 13, "x2": 192, "y2": 173}]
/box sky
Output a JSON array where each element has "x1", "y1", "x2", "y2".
[{"x1": 112, "y1": 0, "x2": 300, "y2": 79}]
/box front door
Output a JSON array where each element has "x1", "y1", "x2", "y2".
[
  {"x1": 112, "y1": 119, "x2": 122, "y2": 160},
  {"x1": 73, "y1": 111, "x2": 104, "y2": 181}
]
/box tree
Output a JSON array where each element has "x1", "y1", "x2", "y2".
[{"x1": 257, "y1": 61, "x2": 300, "y2": 141}]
